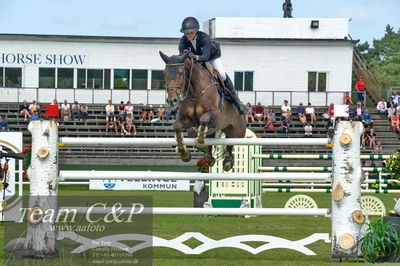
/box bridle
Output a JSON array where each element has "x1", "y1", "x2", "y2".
[{"x1": 166, "y1": 59, "x2": 217, "y2": 104}]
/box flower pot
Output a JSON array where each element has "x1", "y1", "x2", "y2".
[{"x1": 384, "y1": 216, "x2": 400, "y2": 236}]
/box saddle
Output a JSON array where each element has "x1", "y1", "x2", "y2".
[{"x1": 203, "y1": 62, "x2": 233, "y2": 105}]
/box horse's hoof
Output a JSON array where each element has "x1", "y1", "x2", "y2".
[
  {"x1": 207, "y1": 156, "x2": 216, "y2": 167},
  {"x1": 181, "y1": 152, "x2": 192, "y2": 162},
  {"x1": 223, "y1": 158, "x2": 234, "y2": 171}
]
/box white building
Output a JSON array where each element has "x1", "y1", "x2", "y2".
[{"x1": 0, "y1": 17, "x2": 354, "y2": 106}]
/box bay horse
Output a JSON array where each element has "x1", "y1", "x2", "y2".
[{"x1": 159, "y1": 51, "x2": 246, "y2": 171}]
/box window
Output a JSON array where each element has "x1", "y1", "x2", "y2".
[
  {"x1": 132, "y1": 70, "x2": 148, "y2": 90},
  {"x1": 39, "y1": 68, "x2": 56, "y2": 88},
  {"x1": 87, "y1": 69, "x2": 103, "y2": 89},
  {"x1": 78, "y1": 69, "x2": 85, "y2": 88},
  {"x1": 308, "y1": 72, "x2": 327, "y2": 92},
  {"x1": 4, "y1": 67, "x2": 22, "y2": 87},
  {"x1": 234, "y1": 71, "x2": 253, "y2": 91},
  {"x1": 57, "y1": 68, "x2": 73, "y2": 88},
  {"x1": 114, "y1": 69, "x2": 130, "y2": 89},
  {"x1": 0, "y1": 67, "x2": 3, "y2": 87},
  {"x1": 104, "y1": 69, "x2": 111, "y2": 89},
  {"x1": 151, "y1": 70, "x2": 165, "y2": 90}
]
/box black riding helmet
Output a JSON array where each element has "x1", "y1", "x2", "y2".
[{"x1": 180, "y1": 17, "x2": 200, "y2": 33}]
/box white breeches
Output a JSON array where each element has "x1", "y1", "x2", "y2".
[{"x1": 210, "y1": 58, "x2": 226, "y2": 80}]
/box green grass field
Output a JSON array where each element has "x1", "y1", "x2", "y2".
[{"x1": 1, "y1": 165, "x2": 399, "y2": 265}]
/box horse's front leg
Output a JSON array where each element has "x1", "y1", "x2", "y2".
[
  {"x1": 195, "y1": 111, "x2": 217, "y2": 150},
  {"x1": 223, "y1": 145, "x2": 234, "y2": 171},
  {"x1": 173, "y1": 119, "x2": 191, "y2": 162}
]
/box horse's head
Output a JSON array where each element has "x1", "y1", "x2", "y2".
[{"x1": 159, "y1": 51, "x2": 190, "y2": 108}]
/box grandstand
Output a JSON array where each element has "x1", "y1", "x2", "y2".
[{"x1": 1, "y1": 102, "x2": 398, "y2": 167}]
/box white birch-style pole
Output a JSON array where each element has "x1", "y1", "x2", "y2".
[
  {"x1": 331, "y1": 121, "x2": 364, "y2": 260},
  {"x1": 24, "y1": 120, "x2": 59, "y2": 258}
]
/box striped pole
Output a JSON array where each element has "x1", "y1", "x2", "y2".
[
  {"x1": 258, "y1": 167, "x2": 386, "y2": 172},
  {"x1": 59, "y1": 171, "x2": 331, "y2": 181},
  {"x1": 59, "y1": 207, "x2": 330, "y2": 216},
  {"x1": 252, "y1": 154, "x2": 391, "y2": 160},
  {"x1": 59, "y1": 137, "x2": 331, "y2": 146},
  {"x1": 262, "y1": 188, "x2": 398, "y2": 193},
  {"x1": 262, "y1": 183, "x2": 387, "y2": 187}
]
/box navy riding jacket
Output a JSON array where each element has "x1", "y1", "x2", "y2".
[{"x1": 178, "y1": 31, "x2": 221, "y2": 63}]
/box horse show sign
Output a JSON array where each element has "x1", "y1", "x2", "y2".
[{"x1": 89, "y1": 179, "x2": 190, "y2": 191}]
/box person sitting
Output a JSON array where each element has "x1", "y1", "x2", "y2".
[
  {"x1": 178, "y1": 16, "x2": 247, "y2": 114},
  {"x1": 361, "y1": 128, "x2": 376, "y2": 149},
  {"x1": 305, "y1": 103, "x2": 316, "y2": 124},
  {"x1": 126, "y1": 111, "x2": 137, "y2": 136},
  {"x1": 71, "y1": 101, "x2": 81, "y2": 121},
  {"x1": 19, "y1": 100, "x2": 30, "y2": 121},
  {"x1": 387, "y1": 104, "x2": 396, "y2": 121},
  {"x1": 140, "y1": 105, "x2": 149, "y2": 121},
  {"x1": 304, "y1": 121, "x2": 312, "y2": 138},
  {"x1": 148, "y1": 105, "x2": 155, "y2": 121},
  {"x1": 281, "y1": 100, "x2": 291, "y2": 119},
  {"x1": 254, "y1": 102, "x2": 264, "y2": 123},
  {"x1": 245, "y1": 103, "x2": 255, "y2": 123},
  {"x1": 118, "y1": 101, "x2": 125, "y2": 116},
  {"x1": 165, "y1": 106, "x2": 176, "y2": 121},
  {"x1": 376, "y1": 98, "x2": 387, "y2": 116},
  {"x1": 28, "y1": 100, "x2": 40, "y2": 114},
  {"x1": 124, "y1": 101, "x2": 134, "y2": 115},
  {"x1": 373, "y1": 140, "x2": 384, "y2": 154},
  {"x1": 353, "y1": 102, "x2": 364, "y2": 121},
  {"x1": 81, "y1": 104, "x2": 89, "y2": 121},
  {"x1": 361, "y1": 108, "x2": 373, "y2": 129},
  {"x1": 158, "y1": 105, "x2": 165, "y2": 121},
  {"x1": 5, "y1": 79, "x2": 14, "y2": 87},
  {"x1": 296, "y1": 103, "x2": 306, "y2": 124},
  {"x1": 343, "y1": 92, "x2": 353, "y2": 105},
  {"x1": 117, "y1": 114, "x2": 127, "y2": 135},
  {"x1": 327, "y1": 103, "x2": 335, "y2": 121},
  {"x1": 0, "y1": 117, "x2": 9, "y2": 132},
  {"x1": 389, "y1": 91, "x2": 399, "y2": 108},
  {"x1": 61, "y1": 99, "x2": 71, "y2": 121},
  {"x1": 105, "y1": 100, "x2": 117, "y2": 134},
  {"x1": 29, "y1": 110, "x2": 40, "y2": 121},
  {"x1": 280, "y1": 116, "x2": 291, "y2": 134},
  {"x1": 265, "y1": 109, "x2": 276, "y2": 130},
  {"x1": 326, "y1": 119, "x2": 335, "y2": 139},
  {"x1": 391, "y1": 114, "x2": 400, "y2": 134}
]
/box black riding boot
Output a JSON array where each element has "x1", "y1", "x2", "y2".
[{"x1": 224, "y1": 75, "x2": 248, "y2": 115}]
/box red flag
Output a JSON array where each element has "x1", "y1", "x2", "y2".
[{"x1": 43, "y1": 105, "x2": 59, "y2": 118}]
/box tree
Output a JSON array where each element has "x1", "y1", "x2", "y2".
[{"x1": 356, "y1": 25, "x2": 400, "y2": 87}]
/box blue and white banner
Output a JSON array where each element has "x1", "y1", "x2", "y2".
[{"x1": 89, "y1": 179, "x2": 190, "y2": 191}]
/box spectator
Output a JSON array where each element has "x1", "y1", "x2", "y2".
[
  {"x1": 281, "y1": 100, "x2": 291, "y2": 119},
  {"x1": 391, "y1": 114, "x2": 400, "y2": 134},
  {"x1": 118, "y1": 101, "x2": 126, "y2": 116},
  {"x1": 124, "y1": 101, "x2": 134, "y2": 114},
  {"x1": 158, "y1": 105, "x2": 165, "y2": 121},
  {"x1": 245, "y1": 103, "x2": 255, "y2": 123},
  {"x1": 353, "y1": 102, "x2": 364, "y2": 121},
  {"x1": 265, "y1": 109, "x2": 276, "y2": 130},
  {"x1": 254, "y1": 102, "x2": 264, "y2": 123},
  {"x1": 304, "y1": 121, "x2": 313, "y2": 138},
  {"x1": 397, "y1": 105, "x2": 400, "y2": 116},
  {"x1": 105, "y1": 100, "x2": 117, "y2": 134},
  {"x1": 165, "y1": 106, "x2": 176, "y2": 121},
  {"x1": 71, "y1": 101, "x2": 81, "y2": 121},
  {"x1": 0, "y1": 117, "x2": 9, "y2": 132},
  {"x1": 361, "y1": 108, "x2": 373, "y2": 129},
  {"x1": 117, "y1": 114, "x2": 127, "y2": 135},
  {"x1": 29, "y1": 110, "x2": 40, "y2": 121},
  {"x1": 355, "y1": 76, "x2": 365, "y2": 104},
  {"x1": 5, "y1": 79, "x2": 15, "y2": 87},
  {"x1": 296, "y1": 103, "x2": 306, "y2": 124},
  {"x1": 148, "y1": 105, "x2": 155, "y2": 121},
  {"x1": 387, "y1": 104, "x2": 396, "y2": 121},
  {"x1": 326, "y1": 119, "x2": 335, "y2": 139},
  {"x1": 140, "y1": 105, "x2": 149, "y2": 121},
  {"x1": 361, "y1": 128, "x2": 376, "y2": 149},
  {"x1": 52, "y1": 99, "x2": 60, "y2": 120},
  {"x1": 343, "y1": 92, "x2": 353, "y2": 105},
  {"x1": 263, "y1": 105, "x2": 269, "y2": 121},
  {"x1": 28, "y1": 100, "x2": 40, "y2": 114},
  {"x1": 305, "y1": 103, "x2": 316, "y2": 124},
  {"x1": 61, "y1": 100, "x2": 71, "y2": 121},
  {"x1": 376, "y1": 98, "x2": 387, "y2": 116},
  {"x1": 327, "y1": 103, "x2": 335, "y2": 121},
  {"x1": 81, "y1": 104, "x2": 89, "y2": 121},
  {"x1": 126, "y1": 111, "x2": 137, "y2": 136},
  {"x1": 19, "y1": 100, "x2": 30, "y2": 121},
  {"x1": 389, "y1": 91, "x2": 399, "y2": 108},
  {"x1": 373, "y1": 140, "x2": 384, "y2": 154},
  {"x1": 280, "y1": 116, "x2": 291, "y2": 134}
]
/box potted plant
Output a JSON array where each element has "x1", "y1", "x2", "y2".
[{"x1": 359, "y1": 218, "x2": 400, "y2": 263}]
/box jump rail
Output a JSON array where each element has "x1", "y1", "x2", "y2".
[
  {"x1": 252, "y1": 154, "x2": 391, "y2": 160},
  {"x1": 59, "y1": 170, "x2": 331, "y2": 181},
  {"x1": 59, "y1": 137, "x2": 331, "y2": 146}
]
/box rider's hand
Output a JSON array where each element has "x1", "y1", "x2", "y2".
[{"x1": 194, "y1": 55, "x2": 199, "y2": 61}]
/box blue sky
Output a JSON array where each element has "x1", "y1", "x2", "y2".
[{"x1": 1, "y1": 0, "x2": 399, "y2": 45}]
